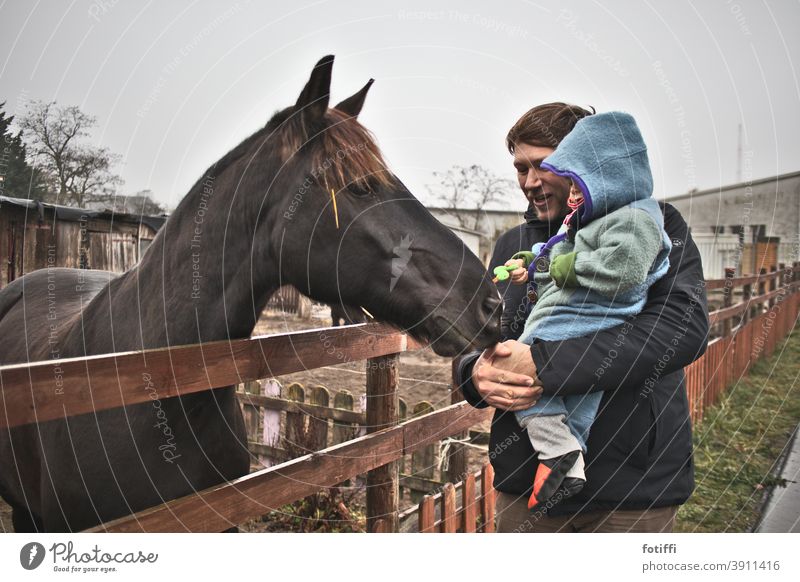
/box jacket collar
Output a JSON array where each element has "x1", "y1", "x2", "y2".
[{"x1": 524, "y1": 206, "x2": 563, "y2": 237}]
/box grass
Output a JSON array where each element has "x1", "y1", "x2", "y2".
[{"x1": 675, "y1": 330, "x2": 800, "y2": 532}]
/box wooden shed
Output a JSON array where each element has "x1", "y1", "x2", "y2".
[{"x1": 0, "y1": 195, "x2": 167, "y2": 289}]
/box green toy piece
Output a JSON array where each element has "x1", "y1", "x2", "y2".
[
  {"x1": 491, "y1": 251, "x2": 536, "y2": 283},
  {"x1": 492, "y1": 265, "x2": 516, "y2": 282}
]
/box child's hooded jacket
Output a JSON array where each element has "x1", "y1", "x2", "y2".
[{"x1": 520, "y1": 111, "x2": 671, "y2": 343}]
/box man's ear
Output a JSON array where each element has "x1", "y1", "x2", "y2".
[
  {"x1": 335, "y1": 78, "x2": 374, "y2": 119},
  {"x1": 294, "y1": 55, "x2": 334, "y2": 127}
]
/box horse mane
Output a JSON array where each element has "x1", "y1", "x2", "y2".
[{"x1": 183, "y1": 106, "x2": 392, "y2": 204}]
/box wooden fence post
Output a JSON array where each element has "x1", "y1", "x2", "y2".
[
  {"x1": 769, "y1": 265, "x2": 778, "y2": 308},
  {"x1": 284, "y1": 382, "x2": 306, "y2": 454},
  {"x1": 446, "y1": 358, "x2": 468, "y2": 486},
  {"x1": 419, "y1": 495, "x2": 435, "y2": 533},
  {"x1": 441, "y1": 482, "x2": 457, "y2": 533},
  {"x1": 410, "y1": 401, "x2": 436, "y2": 503},
  {"x1": 331, "y1": 389, "x2": 356, "y2": 487},
  {"x1": 297, "y1": 294, "x2": 312, "y2": 320},
  {"x1": 308, "y1": 385, "x2": 330, "y2": 451},
  {"x1": 742, "y1": 281, "x2": 752, "y2": 325},
  {"x1": 242, "y1": 381, "x2": 261, "y2": 443},
  {"x1": 262, "y1": 379, "x2": 281, "y2": 467},
  {"x1": 480, "y1": 463, "x2": 495, "y2": 533},
  {"x1": 398, "y1": 397, "x2": 408, "y2": 493},
  {"x1": 462, "y1": 472, "x2": 477, "y2": 533},
  {"x1": 722, "y1": 267, "x2": 735, "y2": 337},
  {"x1": 366, "y1": 353, "x2": 400, "y2": 533},
  {"x1": 332, "y1": 390, "x2": 356, "y2": 445},
  {"x1": 758, "y1": 268, "x2": 767, "y2": 315}
]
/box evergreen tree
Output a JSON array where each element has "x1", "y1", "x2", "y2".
[{"x1": 0, "y1": 102, "x2": 47, "y2": 200}]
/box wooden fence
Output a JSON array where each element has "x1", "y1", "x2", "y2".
[
  {"x1": 265, "y1": 285, "x2": 301, "y2": 313},
  {"x1": 0, "y1": 322, "x2": 492, "y2": 532},
  {"x1": 0, "y1": 265, "x2": 798, "y2": 533},
  {"x1": 687, "y1": 263, "x2": 800, "y2": 422},
  {"x1": 235, "y1": 379, "x2": 485, "y2": 503},
  {"x1": 265, "y1": 285, "x2": 314, "y2": 318}
]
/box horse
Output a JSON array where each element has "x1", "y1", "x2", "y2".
[{"x1": 0, "y1": 55, "x2": 501, "y2": 532}]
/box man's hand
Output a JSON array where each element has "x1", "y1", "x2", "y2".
[
  {"x1": 471, "y1": 342, "x2": 542, "y2": 411},
  {"x1": 493, "y1": 339, "x2": 540, "y2": 378}
]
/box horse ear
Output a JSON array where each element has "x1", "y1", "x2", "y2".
[
  {"x1": 295, "y1": 55, "x2": 334, "y2": 126},
  {"x1": 334, "y1": 79, "x2": 374, "y2": 118}
]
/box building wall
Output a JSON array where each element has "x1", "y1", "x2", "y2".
[
  {"x1": 0, "y1": 206, "x2": 24, "y2": 288},
  {"x1": 667, "y1": 172, "x2": 800, "y2": 272},
  {"x1": 429, "y1": 207, "x2": 528, "y2": 264},
  {"x1": 428, "y1": 173, "x2": 800, "y2": 277},
  {"x1": 0, "y1": 202, "x2": 161, "y2": 289}
]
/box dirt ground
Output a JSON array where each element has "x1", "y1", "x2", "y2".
[{"x1": 0, "y1": 306, "x2": 490, "y2": 532}]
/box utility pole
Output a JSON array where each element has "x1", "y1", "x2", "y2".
[{"x1": 736, "y1": 122, "x2": 743, "y2": 183}]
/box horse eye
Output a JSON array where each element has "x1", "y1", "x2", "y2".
[{"x1": 348, "y1": 184, "x2": 373, "y2": 198}]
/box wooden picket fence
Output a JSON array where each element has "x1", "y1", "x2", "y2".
[
  {"x1": 685, "y1": 263, "x2": 800, "y2": 422},
  {"x1": 400, "y1": 463, "x2": 495, "y2": 533},
  {"x1": 265, "y1": 285, "x2": 301, "y2": 314},
  {"x1": 235, "y1": 379, "x2": 485, "y2": 502},
  {"x1": 0, "y1": 265, "x2": 798, "y2": 533}
]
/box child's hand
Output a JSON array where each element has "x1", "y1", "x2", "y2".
[
  {"x1": 550, "y1": 251, "x2": 578, "y2": 288},
  {"x1": 505, "y1": 258, "x2": 528, "y2": 285}
]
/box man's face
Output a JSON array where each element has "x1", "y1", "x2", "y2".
[{"x1": 512, "y1": 143, "x2": 571, "y2": 223}]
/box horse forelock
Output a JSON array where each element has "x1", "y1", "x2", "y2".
[{"x1": 269, "y1": 107, "x2": 394, "y2": 193}]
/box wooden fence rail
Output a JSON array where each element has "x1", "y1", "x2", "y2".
[{"x1": 0, "y1": 322, "x2": 416, "y2": 430}]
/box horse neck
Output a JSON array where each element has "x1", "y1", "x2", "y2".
[{"x1": 127, "y1": 168, "x2": 281, "y2": 347}]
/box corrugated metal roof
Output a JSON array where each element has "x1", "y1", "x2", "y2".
[{"x1": 0, "y1": 195, "x2": 168, "y2": 231}]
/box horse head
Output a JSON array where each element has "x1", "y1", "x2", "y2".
[{"x1": 260, "y1": 56, "x2": 501, "y2": 356}]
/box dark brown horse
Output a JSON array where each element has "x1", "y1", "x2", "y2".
[{"x1": 0, "y1": 56, "x2": 501, "y2": 532}]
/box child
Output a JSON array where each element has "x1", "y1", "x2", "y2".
[{"x1": 502, "y1": 111, "x2": 671, "y2": 510}]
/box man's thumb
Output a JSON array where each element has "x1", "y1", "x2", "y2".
[{"x1": 494, "y1": 342, "x2": 513, "y2": 357}]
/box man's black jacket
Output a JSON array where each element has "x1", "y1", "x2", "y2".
[{"x1": 456, "y1": 203, "x2": 709, "y2": 515}]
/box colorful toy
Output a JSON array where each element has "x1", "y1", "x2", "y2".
[{"x1": 492, "y1": 264, "x2": 517, "y2": 283}]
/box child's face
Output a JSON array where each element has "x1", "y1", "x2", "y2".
[{"x1": 568, "y1": 181, "x2": 584, "y2": 208}]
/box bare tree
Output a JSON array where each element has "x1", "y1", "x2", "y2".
[
  {"x1": 20, "y1": 100, "x2": 123, "y2": 207},
  {"x1": 427, "y1": 164, "x2": 514, "y2": 232},
  {"x1": 110, "y1": 189, "x2": 166, "y2": 216}
]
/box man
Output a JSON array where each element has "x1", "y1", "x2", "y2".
[{"x1": 456, "y1": 103, "x2": 709, "y2": 532}]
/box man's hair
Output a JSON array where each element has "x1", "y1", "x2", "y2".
[{"x1": 506, "y1": 102, "x2": 595, "y2": 153}]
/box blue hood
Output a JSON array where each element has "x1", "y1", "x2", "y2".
[{"x1": 540, "y1": 111, "x2": 653, "y2": 224}]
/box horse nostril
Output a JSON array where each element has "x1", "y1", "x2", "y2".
[{"x1": 482, "y1": 295, "x2": 502, "y2": 318}]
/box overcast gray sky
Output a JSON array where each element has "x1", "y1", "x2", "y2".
[{"x1": 2, "y1": 0, "x2": 798, "y2": 211}]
